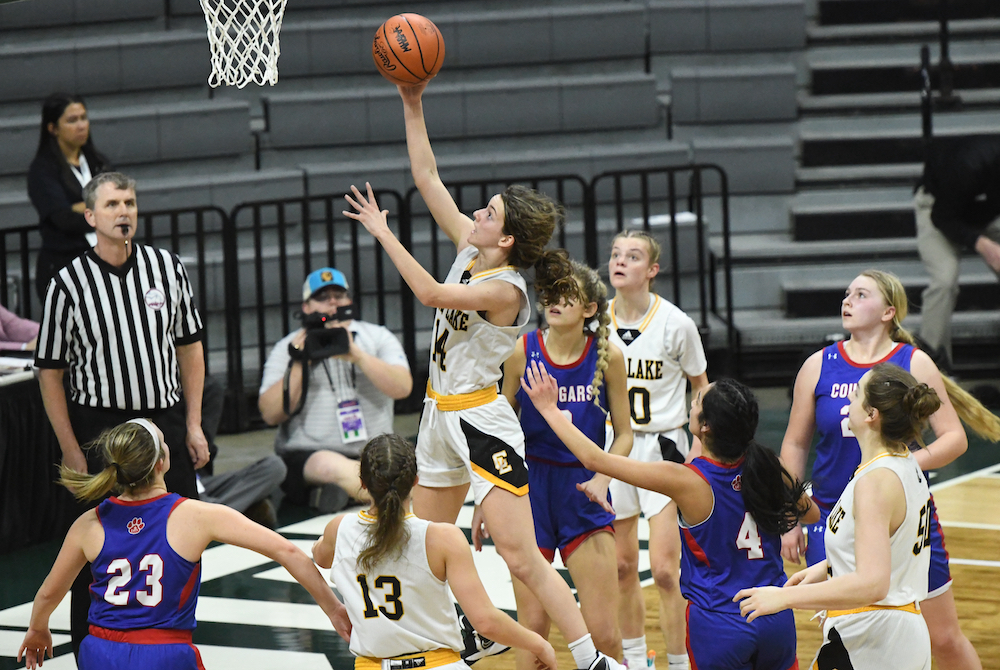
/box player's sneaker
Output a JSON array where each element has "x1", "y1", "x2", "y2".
[
  {"x1": 459, "y1": 613, "x2": 511, "y2": 664},
  {"x1": 585, "y1": 654, "x2": 626, "y2": 670}
]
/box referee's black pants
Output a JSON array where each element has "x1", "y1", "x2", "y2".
[{"x1": 66, "y1": 400, "x2": 199, "y2": 659}]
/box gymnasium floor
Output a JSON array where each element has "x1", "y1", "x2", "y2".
[{"x1": 1, "y1": 389, "x2": 998, "y2": 670}]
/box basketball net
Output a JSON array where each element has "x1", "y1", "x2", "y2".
[{"x1": 199, "y1": 0, "x2": 288, "y2": 88}]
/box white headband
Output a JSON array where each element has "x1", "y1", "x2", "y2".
[{"x1": 126, "y1": 418, "x2": 162, "y2": 479}]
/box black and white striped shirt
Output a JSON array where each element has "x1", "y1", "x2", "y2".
[{"x1": 35, "y1": 245, "x2": 204, "y2": 411}]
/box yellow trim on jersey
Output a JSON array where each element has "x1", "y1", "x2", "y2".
[
  {"x1": 470, "y1": 462, "x2": 529, "y2": 497},
  {"x1": 355, "y1": 648, "x2": 461, "y2": 670},
  {"x1": 470, "y1": 264, "x2": 517, "y2": 281},
  {"x1": 827, "y1": 601, "x2": 920, "y2": 618},
  {"x1": 854, "y1": 450, "x2": 910, "y2": 475},
  {"x1": 609, "y1": 295, "x2": 661, "y2": 333},
  {"x1": 426, "y1": 381, "x2": 498, "y2": 411},
  {"x1": 358, "y1": 510, "x2": 417, "y2": 523}
]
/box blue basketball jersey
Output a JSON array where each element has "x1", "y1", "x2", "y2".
[
  {"x1": 516, "y1": 330, "x2": 608, "y2": 465},
  {"x1": 679, "y1": 457, "x2": 786, "y2": 614},
  {"x1": 812, "y1": 341, "x2": 915, "y2": 507},
  {"x1": 90, "y1": 493, "x2": 200, "y2": 631}
]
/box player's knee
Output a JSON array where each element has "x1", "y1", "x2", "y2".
[
  {"x1": 650, "y1": 559, "x2": 680, "y2": 592},
  {"x1": 927, "y1": 622, "x2": 967, "y2": 657},
  {"x1": 617, "y1": 553, "x2": 639, "y2": 582}
]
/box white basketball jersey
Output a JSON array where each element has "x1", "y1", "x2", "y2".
[
  {"x1": 428, "y1": 245, "x2": 530, "y2": 395},
  {"x1": 824, "y1": 452, "x2": 932, "y2": 607},
  {"x1": 332, "y1": 512, "x2": 464, "y2": 658},
  {"x1": 607, "y1": 294, "x2": 708, "y2": 432}
]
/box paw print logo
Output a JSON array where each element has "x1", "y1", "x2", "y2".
[
  {"x1": 731, "y1": 475, "x2": 742, "y2": 492},
  {"x1": 127, "y1": 517, "x2": 145, "y2": 535}
]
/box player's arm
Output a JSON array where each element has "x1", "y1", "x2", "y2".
[
  {"x1": 19, "y1": 513, "x2": 93, "y2": 668},
  {"x1": 780, "y1": 351, "x2": 821, "y2": 480},
  {"x1": 344, "y1": 184, "x2": 521, "y2": 317},
  {"x1": 189, "y1": 502, "x2": 351, "y2": 641},
  {"x1": 500, "y1": 337, "x2": 528, "y2": 413},
  {"x1": 685, "y1": 371, "x2": 710, "y2": 459},
  {"x1": 909, "y1": 350, "x2": 968, "y2": 471},
  {"x1": 429, "y1": 523, "x2": 557, "y2": 669},
  {"x1": 397, "y1": 84, "x2": 474, "y2": 249},
  {"x1": 521, "y1": 360, "x2": 711, "y2": 521},
  {"x1": 577, "y1": 345, "x2": 632, "y2": 513},
  {"x1": 735, "y1": 469, "x2": 899, "y2": 620},
  {"x1": 312, "y1": 514, "x2": 346, "y2": 569}
]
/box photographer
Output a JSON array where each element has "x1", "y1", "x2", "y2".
[{"x1": 259, "y1": 268, "x2": 412, "y2": 512}]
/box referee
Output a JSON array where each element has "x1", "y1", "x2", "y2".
[{"x1": 34, "y1": 171, "x2": 209, "y2": 658}]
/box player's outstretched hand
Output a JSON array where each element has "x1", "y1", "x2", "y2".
[
  {"x1": 329, "y1": 606, "x2": 353, "y2": 643},
  {"x1": 576, "y1": 478, "x2": 614, "y2": 515},
  {"x1": 733, "y1": 586, "x2": 787, "y2": 622},
  {"x1": 397, "y1": 82, "x2": 429, "y2": 104},
  {"x1": 520, "y1": 361, "x2": 558, "y2": 413},
  {"x1": 344, "y1": 183, "x2": 390, "y2": 238},
  {"x1": 18, "y1": 627, "x2": 53, "y2": 669}
]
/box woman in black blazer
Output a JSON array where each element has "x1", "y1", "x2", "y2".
[{"x1": 28, "y1": 93, "x2": 111, "y2": 300}]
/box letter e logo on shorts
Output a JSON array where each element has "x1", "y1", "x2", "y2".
[
  {"x1": 492, "y1": 450, "x2": 513, "y2": 475},
  {"x1": 144, "y1": 287, "x2": 166, "y2": 310}
]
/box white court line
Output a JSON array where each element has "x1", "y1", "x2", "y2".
[
  {"x1": 949, "y1": 558, "x2": 1000, "y2": 568},
  {"x1": 938, "y1": 520, "x2": 1000, "y2": 531},
  {"x1": 930, "y1": 462, "x2": 1000, "y2": 492}
]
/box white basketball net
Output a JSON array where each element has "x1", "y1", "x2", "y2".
[{"x1": 199, "y1": 0, "x2": 288, "y2": 88}]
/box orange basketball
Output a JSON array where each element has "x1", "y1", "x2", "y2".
[{"x1": 372, "y1": 14, "x2": 445, "y2": 85}]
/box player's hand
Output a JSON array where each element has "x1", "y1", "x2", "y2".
[
  {"x1": 785, "y1": 560, "x2": 827, "y2": 588},
  {"x1": 576, "y1": 477, "x2": 614, "y2": 515},
  {"x1": 397, "y1": 82, "x2": 429, "y2": 104},
  {"x1": 61, "y1": 446, "x2": 88, "y2": 476},
  {"x1": 520, "y1": 361, "x2": 559, "y2": 412},
  {"x1": 470, "y1": 504, "x2": 489, "y2": 552},
  {"x1": 330, "y1": 605, "x2": 353, "y2": 643},
  {"x1": 534, "y1": 640, "x2": 557, "y2": 670},
  {"x1": 18, "y1": 627, "x2": 53, "y2": 668},
  {"x1": 344, "y1": 183, "x2": 390, "y2": 238},
  {"x1": 780, "y1": 525, "x2": 806, "y2": 564},
  {"x1": 733, "y1": 586, "x2": 787, "y2": 622},
  {"x1": 186, "y1": 424, "x2": 211, "y2": 470}
]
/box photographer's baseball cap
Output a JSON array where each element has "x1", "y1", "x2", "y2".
[{"x1": 303, "y1": 267, "x2": 349, "y2": 301}]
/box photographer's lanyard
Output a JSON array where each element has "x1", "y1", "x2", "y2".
[{"x1": 320, "y1": 354, "x2": 368, "y2": 445}]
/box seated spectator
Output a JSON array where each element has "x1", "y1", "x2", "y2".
[
  {"x1": 0, "y1": 304, "x2": 39, "y2": 351},
  {"x1": 258, "y1": 268, "x2": 412, "y2": 513},
  {"x1": 28, "y1": 93, "x2": 111, "y2": 300}
]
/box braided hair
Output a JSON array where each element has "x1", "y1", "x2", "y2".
[{"x1": 356, "y1": 434, "x2": 419, "y2": 573}]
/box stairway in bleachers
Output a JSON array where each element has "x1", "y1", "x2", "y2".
[
  {"x1": 724, "y1": 0, "x2": 1000, "y2": 384},
  {"x1": 0, "y1": 0, "x2": 812, "y2": 395}
]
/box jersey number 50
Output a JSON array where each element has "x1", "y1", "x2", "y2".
[{"x1": 105, "y1": 554, "x2": 164, "y2": 607}]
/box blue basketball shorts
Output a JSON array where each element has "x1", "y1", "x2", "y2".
[
  {"x1": 79, "y1": 636, "x2": 205, "y2": 670},
  {"x1": 926, "y1": 494, "x2": 953, "y2": 597},
  {"x1": 804, "y1": 502, "x2": 830, "y2": 567},
  {"x1": 686, "y1": 603, "x2": 798, "y2": 670},
  {"x1": 527, "y1": 458, "x2": 615, "y2": 563}
]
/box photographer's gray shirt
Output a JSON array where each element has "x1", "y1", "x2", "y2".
[{"x1": 260, "y1": 320, "x2": 409, "y2": 458}]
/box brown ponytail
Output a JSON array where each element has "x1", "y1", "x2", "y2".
[
  {"x1": 499, "y1": 184, "x2": 563, "y2": 269},
  {"x1": 356, "y1": 434, "x2": 418, "y2": 573},
  {"x1": 864, "y1": 364, "x2": 942, "y2": 451}
]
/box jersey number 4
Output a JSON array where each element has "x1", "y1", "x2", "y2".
[
  {"x1": 736, "y1": 513, "x2": 764, "y2": 560},
  {"x1": 432, "y1": 322, "x2": 449, "y2": 371},
  {"x1": 105, "y1": 554, "x2": 164, "y2": 606},
  {"x1": 357, "y1": 574, "x2": 404, "y2": 620}
]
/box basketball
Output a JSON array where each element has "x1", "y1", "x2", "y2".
[{"x1": 372, "y1": 14, "x2": 445, "y2": 85}]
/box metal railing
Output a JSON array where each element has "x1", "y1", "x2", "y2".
[{"x1": 1, "y1": 164, "x2": 734, "y2": 431}]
